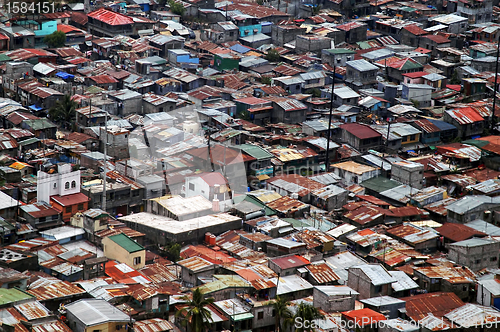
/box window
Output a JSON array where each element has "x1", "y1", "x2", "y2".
[
  {"x1": 53, "y1": 183, "x2": 57, "y2": 189},
  {"x1": 410, "y1": 134, "x2": 416, "y2": 141},
  {"x1": 71, "y1": 181, "x2": 76, "y2": 188},
  {"x1": 78, "y1": 204, "x2": 84, "y2": 210},
  {"x1": 134, "y1": 256, "x2": 141, "y2": 265},
  {"x1": 475, "y1": 259, "x2": 481, "y2": 264},
  {"x1": 65, "y1": 182, "x2": 70, "y2": 189},
  {"x1": 402, "y1": 136, "x2": 408, "y2": 142},
  {"x1": 336, "y1": 58, "x2": 341, "y2": 64},
  {"x1": 189, "y1": 183, "x2": 195, "y2": 191},
  {"x1": 272, "y1": 310, "x2": 276, "y2": 317},
  {"x1": 229, "y1": 31, "x2": 234, "y2": 37},
  {"x1": 258, "y1": 312, "x2": 264, "y2": 320},
  {"x1": 66, "y1": 207, "x2": 72, "y2": 213},
  {"x1": 491, "y1": 256, "x2": 498, "y2": 262}
]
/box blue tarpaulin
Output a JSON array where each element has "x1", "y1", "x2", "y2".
[
  {"x1": 56, "y1": 72, "x2": 74, "y2": 80},
  {"x1": 230, "y1": 44, "x2": 251, "y2": 54},
  {"x1": 471, "y1": 135, "x2": 481, "y2": 139},
  {"x1": 29, "y1": 105, "x2": 42, "y2": 111}
]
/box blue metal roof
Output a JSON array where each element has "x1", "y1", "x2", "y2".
[
  {"x1": 56, "y1": 72, "x2": 74, "y2": 80},
  {"x1": 428, "y1": 119, "x2": 457, "y2": 131},
  {"x1": 230, "y1": 44, "x2": 251, "y2": 54}
]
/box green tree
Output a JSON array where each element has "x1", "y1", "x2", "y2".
[
  {"x1": 168, "y1": 0, "x2": 186, "y2": 16},
  {"x1": 294, "y1": 302, "x2": 324, "y2": 332},
  {"x1": 266, "y1": 48, "x2": 281, "y2": 62},
  {"x1": 312, "y1": 5, "x2": 322, "y2": 15},
  {"x1": 273, "y1": 296, "x2": 293, "y2": 332},
  {"x1": 44, "y1": 31, "x2": 66, "y2": 48},
  {"x1": 450, "y1": 70, "x2": 461, "y2": 85},
  {"x1": 261, "y1": 76, "x2": 272, "y2": 85},
  {"x1": 176, "y1": 288, "x2": 215, "y2": 332},
  {"x1": 48, "y1": 94, "x2": 78, "y2": 130},
  {"x1": 306, "y1": 88, "x2": 321, "y2": 97},
  {"x1": 167, "y1": 243, "x2": 181, "y2": 262}
]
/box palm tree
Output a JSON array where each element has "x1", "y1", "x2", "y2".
[
  {"x1": 48, "y1": 94, "x2": 78, "y2": 130},
  {"x1": 294, "y1": 302, "x2": 324, "y2": 332},
  {"x1": 175, "y1": 288, "x2": 214, "y2": 332},
  {"x1": 272, "y1": 296, "x2": 293, "y2": 332}
]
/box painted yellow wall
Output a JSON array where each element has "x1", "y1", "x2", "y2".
[
  {"x1": 84, "y1": 321, "x2": 128, "y2": 332},
  {"x1": 102, "y1": 237, "x2": 146, "y2": 269}
]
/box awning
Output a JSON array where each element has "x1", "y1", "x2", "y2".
[
  {"x1": 429, "y1": 146, "x2": 436, "y2": 150},
  {"x1": 232, "y1": 313, "x2": 254, "y2": 321},
  {"x1": 29, "y1": 105, "x2": 42, "y2": 111},
  {"x1": 56, "y1": 72, "x2": 74, "y2": 80},
  {"x1": 257, "y1": 174, "x2": 270, "y2": 181}
]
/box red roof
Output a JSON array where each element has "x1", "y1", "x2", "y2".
[
  {"x1": 235, "y1": 96, "x2": 270, "y2": 105},
  {"x1": 180, "y1": 245, "x2": 236, "y2": 264},
  {"x1": 271, "y1": 255, "x2": 309, "y2": 269},
  {"x1": 50, "y1": 193, "x2": 89, "y2": 207},
  {"x1": 336, "y1": 21, "x2": 366, "y2": 31},
  {"x1": 57, "y1": 24, "x2": 83, "y2": 34},
  {"x1": 403, "y1": 24, "x2": 427, "y2": 36},
  {"x1": 0, "y1": 33, "x2": 8, "y2": 41},
  {"x1": 88, "y1": 75, "x2": 118, "y2": 84},
  {"x1": 401, "y1": 292, "x2": 464, "y2": 321},
  {"x1": 447, "y1": 84, "x2": 462, "y2": 92},
  {"x1": 422, "y1": 34, "x2": 450, "y2": 44},
  {"x1": 414, "y1": 47, "x2": 432, "y2": 54},
  {"x1": 342, "y1": 308, "x2": 386, "y2": 327},
  {"x1": 88, "y1": 8, "x2": 134, "y2": 26},
  {"x1": 402, "y1": 71, "x2": 428, "y2": 78},
  {"x1": 356, "y1": 195, "x2": 391, "y2": 207},
  {"x1": 105, "y1": 260, "x2": 151, "y2": 284},
  {"x1": 436, "y1": 223, "x2": 486, "y2": 242},
  {"x1": 340, "y1": 123, "x2": 382, "y2": 139},
  {"x1": 198, "y1": 172, "x2": 229, "y2": 187}
]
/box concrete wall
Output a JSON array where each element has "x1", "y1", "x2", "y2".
[
  {"x1": 102, "y1": 236, "x2": 145, "y2": 269},
  {"x1": 448, "y1": 241, "x2": 500, "y2": 271},
  {"x1": 313, "y1": 288, "x2": 356, "y2": 312},
  {"x1": 37, "y1": 164, "x2": 81, "y2": 204}
]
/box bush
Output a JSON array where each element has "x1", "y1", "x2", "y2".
[
  {"x1": 168, "y1": 0, "x2": 186, "y2": 16},
  {"x1": 44, "y1": 31, "x2": 66, "y2": 48},
  {"x1": 265, "y1": 48, "x2": 280, "y2": 62}
]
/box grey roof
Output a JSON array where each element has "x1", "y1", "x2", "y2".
[
  {"x1": 266, "y1": 238, "x2": 305, "y2": 249},
  {"x1": 309, "y1": 172, "x2": 341, "y2": 185},
  {"x1": 351, "y1": 264, "x2": 396, "y2": 286},
  {"x1": 239, "y1": 33, "x2": 271, "y2": 43},
  {"x1": 305, "y1": 137, "x2": 340, "y2": 150},
  {"x1": 380, "y1": 185, "x2": 421, "y2": 204},
  {"x1": 334, "y1": 86, "x2": 360, "y2": 99},
  {"x1": 0, "y1": 191, "x2": 18, "y2": 210},
  {"x1": 389, "y1": 271, "x2": 419, "y2": 292},
  {"x1": 447, "y1": 196, "x2": 499, "y2": 215},
  {"x1": 465, "y1": 219, "x2": 500, "y2": 236},
  {"x1": 300, "y1": 71, "x2": 327, "y2": 81},
  {"x1": 108, "y1": 89, "x2": 142, "y2": 100},
  {"x1": 324, "y1": 252, "x2": 366, "y2": 284},
  {"x1": 479, "y1": 279, "x2": 500, "y2": 296},
  {"x1": 302, "y1": 120, "x2": 330, "y2": 132},
  {"x1": 404, "y1": 83, "x2": 435, "y2": 90},
  {"x1": 361, "y1": 154, "x2": 392, "y2": 171},
  {"x1": 136, "y1": 174, "x2": 165, "y2": 185},
  {"x1": 65, "y1": 299, "x2": 130, "y2": 327},
  {"x1": 346, "y1": 59, "x2": 379, "y2": 72},
  {"x1": 314, "y1": 285, "x2": 359, "y2": 296},
  {"x1": 382, "y1": 318, "x2": 420, "y2": 332},
  {"x1": 448, "y1": 238, "x2": 499, "y2": 248},
  {"x1": 360, "y1": 295, "x2": 405, "y2": 306},
  {"x1": 40, "y1": 226, "x2": 85, "y2": 241},
  {"x1": 271, "y1": 275, "x2": 313, "y2": 295},
  {"x1": 423, "y1": 73, "x2": 446, "y2": 81},
  {"x1": 362, "y1": 48, "x2": 395, "y2": 61}
]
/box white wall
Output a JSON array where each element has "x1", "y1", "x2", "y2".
[{"x1": 37, "y1": 163, "x2": 81, "y2": 204}]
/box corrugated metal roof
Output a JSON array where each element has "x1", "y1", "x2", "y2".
[{"x1": 65, "y1": 299, "x2": 130, "y2": 326}]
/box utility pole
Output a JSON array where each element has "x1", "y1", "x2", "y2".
[
  {"x1": 102, "y1": 112, "x2": 107, "y2": 212},
  {"x1": 492, "y1": 37, "x2": 500, "y2": 131},
  {"x1": 325, "y1": 66, "x2": 336, "y2": 173}
]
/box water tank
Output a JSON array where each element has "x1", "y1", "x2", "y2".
[
  {"x1": 182, "y1": 120, "x2": 199, "y2": 134},
  {"x1": 205, "y1": 232, "x2": 212, "y2": 244},
  {"x1": 209, "y1": 235, "x2": 216, "y2": 246}
]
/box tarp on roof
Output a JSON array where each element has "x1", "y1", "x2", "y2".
[
  {"x1": 29, "y1": 105, "x2": 42, "y2": 111},
  {"x1": 56, "y1": 72, "x2": 74, "y2": 80}
]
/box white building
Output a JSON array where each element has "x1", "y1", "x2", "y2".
[
  {"x1": 331, "y1": 161, "x2": 380, "y2": 187},
  {"x1": 37, "y1": 163, "x2": 81, "y2": 204},
  {"x1": 184, "y1": 172, "x2": 232, "y2": 211}
]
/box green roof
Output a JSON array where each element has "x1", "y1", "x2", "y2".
[
  {"x1": 0, "y1": 288, "x2": 34, "y2": 306},
  {"x1": 22, "y1": 119, "x2": 56, "y2": 131},
  {"x1": 324, "y1": 48, "x2": 356, "y2": 55},
  {"x1": 0, "y1": 54, "x2": 11, "y2": 62},
  {"x1": 361, "y1": 176, "x2": 401, "y2": 193},
  {"x1": 462, "y1": 139, "x2": 489, "y2": 149},
  {"x1": 238, "y1": 144, "x2": 274, "y2": 160},
  {"x1": 357, "y1": 41, "x2": 375, "y2": 50},
  {"x1": 400, "y1": 59, "x2": 423, "y2": 71},
  {"x1": 233, "y1": 194, "x2": 277, "y2": 216},
  {"x1": 108, "y1": 233, "x2": 144, "y2": 253},
  {"x1": 86, "y1": 85, "x2": 105, "y2": 94},
  {"x1": 19, "y1": 137, "x2": 40, "y2": 146}
]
